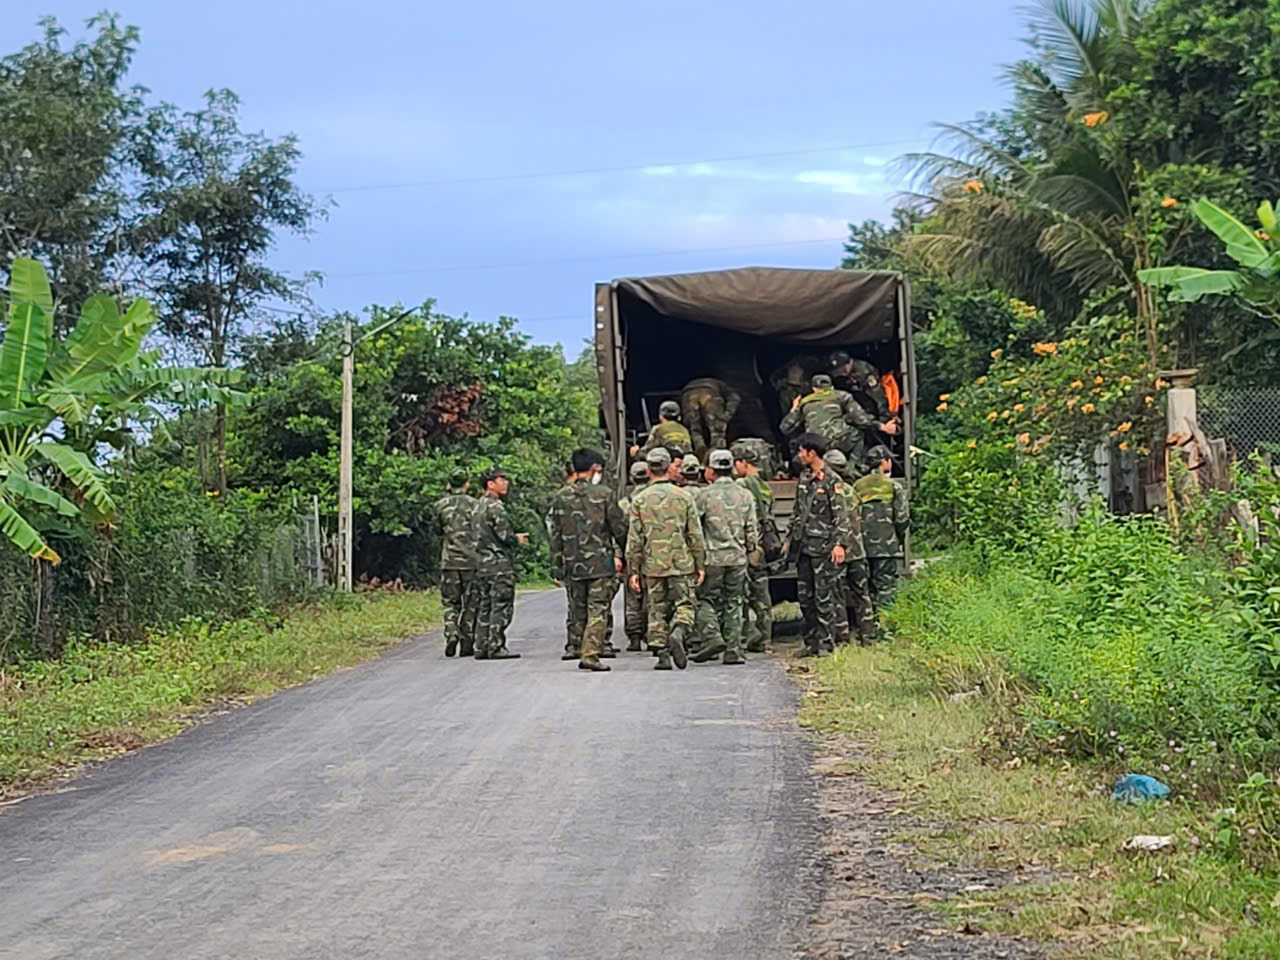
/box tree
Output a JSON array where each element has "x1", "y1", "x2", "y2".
[
  {"x1": 131, "y1": 89, "x2": 324, "y2": 494},
  {"x1": 0, "y1": 14, "x2": 145, "y2": 320}
]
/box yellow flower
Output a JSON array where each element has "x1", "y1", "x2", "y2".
[
  {"x1": 991, "y1": 348, "x2": 1003, "y2": 359},
  {"x1": 1155, "y1": 378, "x2": 1170, "y2": 389},
  {"x1": 1257, "y1": 230, "x2": 1272, "y2": 241},
  {"x1": 1082, "y1": 403, "x2": 1096, "y2": 413},
  {"x1": 976, "y1": 376, "x2": 988, "y2": 385},
  {"x1": 1032, "y1": 342, "x2": 1058, "y2": 356},
  {"x1": 967, "y1": 440, "x2": 977, "y2": 450},
  {"x1": 1070, "y1": 380, "x2": 1084, "y2": 390},
  {"x1": 1116, "y1": 421, "x2": 1132, "y2": 433},
  {"x1": 987, "y1": 410, "x2": 999, "y2": 421},
  {"x1": 1082, "y1": 111, "x2": 1109, "y2": 127},
  {"x1": 1094, "y1": 376, "x2": 1104, "y2": 385},
  {"x1": 1013, "y1": 403, "x2": 1025, "y2": 412},
  {"x1": 1119, "y1": 441, "x2": 1130, "y2": 451},
  {"x1": 936, "y1": 402, "x2": 949, "y2": 412},
  {"x1": 1161, "y1": 197, "x2": 1178, "y2": 209},
  {"x1": 1000, "y1": 409, "x2": 1012, "y2": 419},
  {"x1": 1067, "y1": 397, "x2": 1078, "y2": 409},
  {"x1": 1145, "y1": 395, "x2": 1155, "y2": 405},
  {"x1": 939, "y1": 393, "x2": 952, "y2": 401},
  {"x1": 1002, "y1": 377, "x2": 1021, "y2": 386},
  {"x1": 1138, "y1": 445, "x2": 1151, "y2": 456},
  {"x1": 963, "y1": 179, "x2": 985, "y2": 194},
  {"x1": 1017, "y1": 432, "x2": 1031, "y2": 446}
]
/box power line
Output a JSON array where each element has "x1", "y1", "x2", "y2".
[
  {"x1": 318, "y1": 139, "x2": 916, "y2": 194},
  {"x1": 324, "y1": 235, "x2": 849, "y2": 281}
]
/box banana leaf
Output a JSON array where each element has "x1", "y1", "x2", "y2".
[
  {"x1": 3, "y1": 474, "x2": 79, "y2": 517},
  {"x1": 33, "y1": 443, "x2": 117, "y2": 522},
  {"x1": 1138, "y1": 266, "x2": 1244, "y2": 301},
  {"x1": 0, "y1": 303, "x2": 50, "y2": 411},
  {"x1": 6, "y1": 258, "x2": 53, "y2": 317},
  {"x1": 0, "y1": 495, "x2": 60, "y2": 563},
  {"x1": 1194, "y1": 199, "x2": 1270, "y2": 269}
]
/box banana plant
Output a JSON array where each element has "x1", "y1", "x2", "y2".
[
  {"x1": 0, "y1": 258, "x2": 246, "y2": 562},
  {"x1": 1139, "y1": 199, "x2": 1280, "y2": 327}
]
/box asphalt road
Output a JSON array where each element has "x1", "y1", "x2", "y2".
[{"x1": 0, "y1": 589, "x2": 820, "y2": 960}]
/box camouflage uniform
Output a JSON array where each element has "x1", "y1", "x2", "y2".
[
  {"x1": 771, "y1": 355, "x2": 827, "y2": 414},
  {"x1": 474, "y1": 491, "x2": 520, "y2": 658},
  {"x1": 547, "y1": 477, "x2": 628, "y2": 665},
  {"x1": 779, "y1": 376, "x2": 879, "y2": 462},
  {"x1": 681, "y1": 377, "x2": 741, "y2": 459},
  {"x1": 830, "y1": 351, "x2": 890, "y2": 423},
  {"x1": 693, "y1": 458, "x2": 759, "y2": 662},
  {"x1": 433, "y1": 487, "x2": 481, "y2": 656},
  {"x1": 789, "y1": 465, "x2": 854, "y2": 653},
  {"x1": 640, "y1": 420, "x2": 693, "y2": 458},
  {"x1": 855, "y1": 469, "x2": 910, "y2": 614},
  {"x1": 736, "y1": 469, "x2": 774, "y2": 652},
  {"x1": 619, "y1": 463, "x2": 651, "y2": 650},
  {"x1": 627, "y1": 459, "x2": 706, "y2": 669},
  {"x1": 825, "y1": 451, "x2": 876, "y2": 644}
]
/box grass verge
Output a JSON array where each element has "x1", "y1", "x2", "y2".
[
  {"x1": 0, "y1": 590, "x2": 441, "y2": 790},
  {"x1": 799, "y1": 644, "x2": 1280, "y2": 959}
]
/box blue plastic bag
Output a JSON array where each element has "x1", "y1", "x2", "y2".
[{"x1": 1112, "y1": 774, "x2": 1171, "y2": 804}]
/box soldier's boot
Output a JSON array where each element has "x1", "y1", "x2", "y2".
[
  {"x1": 794, "y1": 645, "x2": 826, "y2": 659},
  {"x1": 445, "y1": 638, "x2": 458, "y2": 657},
  {"x1": 745, "y1": 639, "x2": 766, "y2": 653},
  {"x1": 722, "y1": 650, "x2": 746, "y2": 666},
  {"x1": 578, "y1": 657, "x2": 610, "y2": 672},
  {"x1": 654, "y1": 650, "x2": 673, "y2": 671},
  {"x1": 561, "y1": 648, "x2": 581, "y2": 661},
  {"x1": 600, "y1": 647, "x2": 618, "y2": 659},
  {"x1": 460, "y1": 643, "x2": 475, "y2": 657},
  {"x1": 488, "y1": 646, "x2": 521, "y2": 660},
  {"x1": 691, "y1": 643, "x2": 726, "y2": 664},
  {"x1": 668, "y1": 626, "x2": 689, "y2": 671},
  {"x1": 474, "y1": 650, "x2": 490, "y2": 660},
  {"x1": 626, "y1": 637, "x2": 643, "y2": 652}
]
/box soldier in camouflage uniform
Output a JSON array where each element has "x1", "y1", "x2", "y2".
[
  {"x1": 619, "y1": 460, "x2": 651, "y2": 651},
  {"x1": 627, "y1": 447, "x2": 706, "y2": 671},
  {"x1": 433, "y1": 470, "x2": 481, "y2": 658},
  {"x1": 824, "y1": 450, "x2": 877, "y2": 645},
  {"x1": 855, "y1": 445, "x2": 910, "y2": 615},
  {"x1": 680, "y1": 377, "x2": 741, "y2": 459},
  {"x1": 689, "y1": 449, "x2": 759, "y2": 665},
  {"x1": 680, "y1": 453, "x2": 707, "y2": 488},
  {"x1": 473, "y1": 467, "x2": 528, "y2": 660},
  {"x1": 547, "y1": 448, "x2": 628, "y2": 672},
  {"x1": 770, "y1": 354, "x2": 827, "y2": 414},
  {"x1": 788, "y1": 433, "x2": 854, "y2": 656},
  {"x1": 780, "y1": 374, "x2": 897, "y2": 463},
  {"x1": 631, "y1": 400, "x2": 693, "y2": 460},
  {"x1": 733, "y1": 441, "x2": 775, "y2": 653},
  {"x1": 828, "y1": 350, "x2": 890, "y2": 423}
]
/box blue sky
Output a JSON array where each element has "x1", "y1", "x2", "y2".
[{"x1": 16, "y1": 1, "x2": 1027, "y2": 350}]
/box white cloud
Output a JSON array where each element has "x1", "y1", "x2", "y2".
[
  {"x1": 642, "y1": 165, "x2": 678, "y2": 176},
  {"x1": 861, "y1": 155, "x2": 889, "y2": 167},
  {"x1": 793, "y1": 169, "x2": 885, "y2": 195}
]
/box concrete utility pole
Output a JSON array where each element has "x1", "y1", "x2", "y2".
[{"x1": 338, "y1": 318, "x2": 354, "y2": 592}]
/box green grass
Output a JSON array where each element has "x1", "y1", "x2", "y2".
[
  {"x1": 799, "y1": 644, "x2": 1280, "y2": 958},
  {"x1": 0, "y1": 591, "x2": 441, "y2": 788}
]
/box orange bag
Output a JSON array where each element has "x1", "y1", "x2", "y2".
[{"x1": 882, "y1": 371, "x2": 901, "y2": 415}]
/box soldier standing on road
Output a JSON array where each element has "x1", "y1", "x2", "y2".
[
  {"x1": 631, "y1": 400, "x2": 692, "y2": 460},
  {"x1": 627, "y1": 447, "x2": 706, "y2": 671},
  {"x1": 546, "y1": 448, "x2": 628, "y2": 673},
  {"x1": 780, "y1": 374, "x2": 897, "y2": 463},
  {"x1": 680, "y1": 377, "x2": 741, "y2": 459},
  {"x1": 824, "y1": 450, "x2": 877, "y2": 645},
  {"x1": 732, "y1": 442, "x2": 775, "y2": 653},
  {"x1": 619, "y1": 460, "x2": 651, "y2": 652},
  {"x1": 474, "y1": 467, "x2": 528, "y2": 661},
  {"x1": 689, "y1": 449, "x2": 759, "y2": 665},
  {"x1": 787, "y1": 433, "x2": 853, "y2": 657},
  {"x1": 855, "y1": 445, "x2": 910, "y2": 616},
  {"x1": 433, "y1": 470, "x2": 481, "y2": 658}
]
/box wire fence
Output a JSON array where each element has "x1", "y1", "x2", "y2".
[{"x1": 1198, "y1": 388, "x2": 1280, "y2": 465}]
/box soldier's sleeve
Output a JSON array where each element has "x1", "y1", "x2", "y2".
[
  {"x1": 606, "y1": 495, "x2": 627, "y2": 556},
  {"x1": 840, "y1": 392, "x2": 878, "y2": 431},
  {"x1": 685, "y1": 496, "x2": 707, "y2": 572},
  {"x1": 786, "y1": 483, "x2": 807, "y2": 559},
  {"x1": 744, "y1": 491, "x2": 760, "y2": 555},
  {"x1": 722, "y1": 380, "x2": 742, "y2": 422},
  {"x1": 625, "y1": 499, "x2": 645, "y2": 573},
  {"x1": 779, "y1": 404, "x2": 802, "y2": 436},
  {"x1": 546, "y1": 496, "x2": 565, "y2": 579},
  {"x1": 431, "y1": 499, "x2": 444, "y2": 541},
  {"x1": 491, "y1": 500, "x2": 517, "y2": 547},
  {"x1": 894, "y1": 482, "x2": 911, "y2": 537},
  {"x1": 832, "y1": 483, "x2": 854, "y2": 552}
]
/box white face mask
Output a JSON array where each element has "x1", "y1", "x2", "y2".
[{"x1": 591, "y1": 471, "x2": 602, "y2": 485}]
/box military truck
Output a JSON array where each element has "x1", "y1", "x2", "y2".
[{"x1": 593, "y1": 266, "x2": 916, "y2": 574}]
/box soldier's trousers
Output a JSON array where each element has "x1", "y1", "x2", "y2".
[
  {"x1": 797, "y1": 553, "x2": 849, "y2": 651},
  {"x1": 644, "y1": 574, "x2": 696, "y2": 650},
  {"x1": 703, "y1": 565, "x2": 748, "y2": 656},
  {"x1": 475, "y1": 572, "x2": 516, "y2": 655},
  {"x1": 623, "y1": 566, "x2": 646, "y2": 645},
  {"x1": 565, "y1": 577, "x2": 615, "y2": 661},
  {"x1": 868, "y1": 557, "x2": 900, "y2": 614},
  {"x1": 681, "y1": 388, "x2": 728, "y2": 459},
  {"x1": 843, "y1": 558, "x2": 876, "y2": 642},
  {"x1": 440, "y1": 569, "x2": 476, "y2": 653},
  {"x1": 743, "y1": 564, "x2": 773, "y2": 651},
  {"x1": 693, "y1": 574, "x2": 722, "y2": 652}
]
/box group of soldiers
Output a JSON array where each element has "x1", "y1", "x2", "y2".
[{"x1": 431, "y1": 347, "x2": 909, "y2": 667}]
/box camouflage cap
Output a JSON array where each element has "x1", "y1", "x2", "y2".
[
  {"x1": 864, "y1": 444, "x2": 894, "y2": 465},
  {"x1": 731, "y1": 440, "x2": 763, "y2": 465},
  {"x1": 824, "y1": 449, "x2": 848, "y2": 468},
  {"x1": 828, "y1": 350, "x2": 852, "y2": 368},
  {"x1": 659, "y1": 400, "x2": 680, "y2": 418},
  {"x1": 629, "y1": 460, "x2": 650, "y2": 482},
  {"x1": 708, "y1": 448, "x2": 734, "y2": 470},
  {"x1": 680, "y1": 453, "x2": 702, "y2": 475},
  {"x1": 811, "y1": 373, "x2": 834, "y2": 389},
  {"x1": 448, "y1": 469, "x2": 468, "y2": 488},
  {"x1": 645, "y1": 447, "x2": 672, "y2": 469}
]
